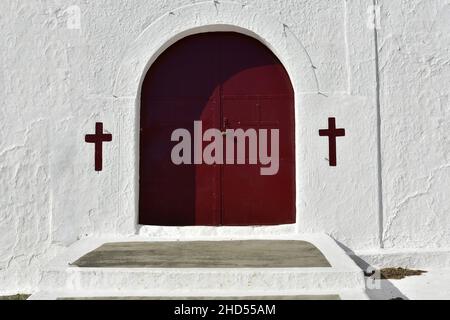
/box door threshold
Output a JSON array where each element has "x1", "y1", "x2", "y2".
[{"x1": 137, "y1": 224, "x2": 297, "y2": 238}]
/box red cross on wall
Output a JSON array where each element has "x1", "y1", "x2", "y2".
[
  {"x1": 319, "y1": 117, "x2": 346, "y2": 167},
  {"x1": 85, "y1": 122, "x2": 112, "y2": 171}
]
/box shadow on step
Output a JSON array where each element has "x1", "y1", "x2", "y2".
[{"x1": 333, "y1": 240, "x2": 409, "y2": 300}]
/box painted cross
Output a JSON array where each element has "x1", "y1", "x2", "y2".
[
  {"x1": 85, "y1": 122, "x2": 112, "y2": 171},
  {"x1": 319, "y1": 117, "x2": 346, "y2": 167}
]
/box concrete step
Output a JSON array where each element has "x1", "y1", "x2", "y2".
[
  {"x1": 29, "y1": 289, "x2": 370, "y2": 300},
  {"x1": 35, "y1": 234, "x2": 366, "y2": 298}
]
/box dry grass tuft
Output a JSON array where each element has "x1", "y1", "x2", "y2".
[{"x1": 380, "y1": 267, "x2": 427, "y2": 280}]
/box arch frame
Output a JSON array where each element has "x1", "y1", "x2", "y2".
[{"x1": 114, "y1": 1, "x2": 319, "y2": 236}]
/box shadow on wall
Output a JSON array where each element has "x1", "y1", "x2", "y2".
[{"x1": 333, "y1": 240, "x2": 409, "y2": 300}]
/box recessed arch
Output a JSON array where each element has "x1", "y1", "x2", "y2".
[
  {"x1": 113, "y1": 1, "x2": 319, "y2": 234},
  {"x1": 113, "y1": 2, "x2": 318, "y2": 99}
]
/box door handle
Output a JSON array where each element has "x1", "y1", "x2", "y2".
[
  {"x1": 222, "y1": 117, "x2": 229, "y2": 135},
  {"x1": 223, "y1": 117, "x2": 229, "y2": 129}
]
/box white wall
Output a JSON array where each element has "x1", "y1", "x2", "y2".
[
  {"x1": 378, "y1": 0, "x2": 450, "y2": 249},
  {"x1": 0, "y1": 0, "x2": 448, "y2": 292}
]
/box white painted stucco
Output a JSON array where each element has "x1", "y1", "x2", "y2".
[{"x1": 0, "y1": 0, "x2": 449, "y2": 293}]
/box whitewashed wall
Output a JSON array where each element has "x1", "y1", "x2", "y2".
[
  {"x1": 0, "y1": 0, "x2": 448, "y2": 292},
  {"x1": 378, "y1": 0, "x2": 450, "y2": 249}
]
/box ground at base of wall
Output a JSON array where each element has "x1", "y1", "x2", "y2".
[
  {"x1": 366, "y1": 269, "x2": 450, "y2": 300},
  {"x1": 0, "y1": 294, "x2": 30, "y2": 300},
  {"x1": 27, "y1": 269, "x2": 450, "y2": 300},
  {"x1": 6, "y1": 269, "x2": 450, "y2": 300}
]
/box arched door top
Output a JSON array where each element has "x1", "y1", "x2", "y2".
[{"x1": 113, "y1": 1, "x2": 319, "y2": 99}]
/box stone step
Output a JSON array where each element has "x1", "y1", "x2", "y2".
[
  {"x1": 36, "y1": 234, "x2": 366, "y2": 297},
  {"x1": 29, "y1": 290, "x2": 370, "y2": 300}
]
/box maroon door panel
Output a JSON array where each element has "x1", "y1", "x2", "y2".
[
  {"x1": 139, "y1": 32, "x2": 295, "y2": 226},
  {"x1": 221, "y1": 97, "x2": 295, "y2": 225}
]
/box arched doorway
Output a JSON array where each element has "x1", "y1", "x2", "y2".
[{"x1": 139, "y1": 32, "x2": 295, "y2": 226}]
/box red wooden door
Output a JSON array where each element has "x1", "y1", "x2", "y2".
[{"x1": 139, "y1": 32, "x2": 295, "y2": 226}]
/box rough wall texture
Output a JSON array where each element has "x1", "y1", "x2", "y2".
[
  {"x1": 0, "y1": 0, "x2": 448, "y2": 292},
  {"x1": 378, "y1": 0, "x2": 450, "y2": 249}
]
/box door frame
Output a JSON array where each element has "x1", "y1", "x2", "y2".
[
  {"x1": 139, "y1": 32, "x2": 296, "y2": 227},
  {"x1": 113, "y1": 1, "x2": 320, "y2": 237}
]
